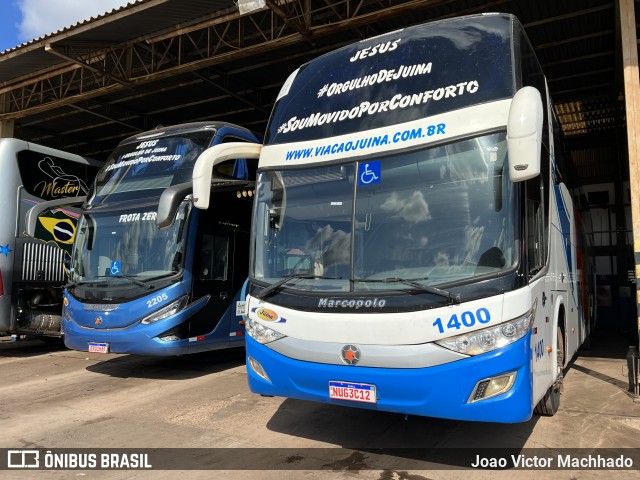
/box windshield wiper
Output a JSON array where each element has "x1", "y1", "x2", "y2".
[
  {"x1": 96, "y1": 274, "x2": 153, "y2": 290},
  {"x1": 255, "y1": 273, "x2": 342, "y2": 300},
  {"x1": 356, "y1": 277, "x2": 461, "y2": 304},
  {"x1": 65, "y1": 278, "x2": 109, "y2": 288},
  {"x1": 114, "y1": 274, "x2": 153, "y2": 289}
]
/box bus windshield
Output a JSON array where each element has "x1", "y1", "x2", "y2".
[
  {"x1": 252, "y1": 132, "x2": 515, "y2": 293},
  {"x1": 91, "y1": 129, "x2": 216, "y2": 204},
  {"x1": 69, "y1": 203, "x2": 190, "y2": 296}
]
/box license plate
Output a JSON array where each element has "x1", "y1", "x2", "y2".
[
  {"x1": 88, "y1": 342, "x2": 109, "y2": 354},
  {"x1": 329, "y1": 381, "x2": 376, "y2": 404}
]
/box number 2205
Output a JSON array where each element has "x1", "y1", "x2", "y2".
[
  {"x1": 432, "y1": 308, "x2": 491, "y2": 333},
  {"x1": 147, "y1": 292, "x2": 168, "y2": 308}
]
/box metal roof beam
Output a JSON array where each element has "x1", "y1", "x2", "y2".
[
  {"x1": 16, "y1": 123, "x2": 90, "y2": 146},
  {"x1": 191, "y1": 70, "x2": 268, "y2": 115},
  {"x1": 265, "y1": 0, "x2": 312, "y2": 41},
  {"x1": 1, "y1": 0, "x2": 449, "y2": 120},
  {"x1": 523, "y1": 4, "x2": 614, "y2": 28},
  {"x1": 45, "y1": 44, "x2": 132, "y2": 87},
  {"x1": 542, "y1": 51, "x2": 613, "y2": 69},
  {"x1": 552, "y1": 82, "x2": 614, "y2": 97},
  {"x1": 535, "y1": 30, "x2": 614, "y2": 50},
  {"x1": 67, "y1": 103, "x2": 143, "y2": 131},
  {"x1": 133, "y1": 41, "x2": 268, "y2": 115},
  {"x1": 547, "y1": 67, "x2": 614, "y2": 83}
]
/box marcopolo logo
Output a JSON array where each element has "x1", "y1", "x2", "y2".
[
  {"x1": 318, "y1": 298, "x2": 386, "y2": 309},
  {"x1": 340, "y1": 344, "x2": 361, "y2": 365}
]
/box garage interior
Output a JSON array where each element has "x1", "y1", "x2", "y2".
[{"x1": 0, "y1": 0, "x2": 638, "y2": 348}]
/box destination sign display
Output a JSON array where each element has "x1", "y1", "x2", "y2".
[{"x1": 266, "y1": 14, "x2": 515, "y2": 145}]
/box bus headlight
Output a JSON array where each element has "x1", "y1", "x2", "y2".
[
  {"x1": 141, "y1": 296, "x2": 188, "y2": 324},
  {"x1": 246, "y1": 317, "x2": 285, "y2": 344},
  {"x1": 62, "y1": 305, "x2": 74, "y2": 323},
  {"x1": 435, "y1": 300, "x2": 536, "y2": 356}
]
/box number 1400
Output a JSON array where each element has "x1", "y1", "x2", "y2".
[{"x1": 432, "y1": 308, "x2": 491, "y2": 333}]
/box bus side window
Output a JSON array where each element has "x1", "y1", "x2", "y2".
[
  {"x1": 199, "y1": 234, "x2": 229, "y2": 281},
  {"x1": 526, "y1": 176, "x2": 545, "y2": 276}
]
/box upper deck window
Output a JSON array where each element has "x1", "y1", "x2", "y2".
[
  {"x1": 16, "y1": 150, "x2": 97, "y2": 201},
  {"x1": 266, "y1": 14, "x2": 515, "y2": 146},
  {"x1": 91, "y1": 130, "x2": 216, "y2": 204}
]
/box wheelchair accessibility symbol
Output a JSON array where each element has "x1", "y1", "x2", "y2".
[
  {"x1": 110, "y1": 261, "x2": 122, "y2": 275},
  {"x1": 358, "y1": 160, "x2": 381, "y2": 186}
]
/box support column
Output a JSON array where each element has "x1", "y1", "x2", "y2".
[
  {"x1": 0, "y1": 91, "x2": 14, "y2": 138},
  {"x1": 0, "y1": 119, "x2": 14, "y2": 138},
  {"x1": 620, "y1": 0, "x2": 640, "y2": 356}
]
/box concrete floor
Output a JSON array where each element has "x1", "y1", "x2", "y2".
[{"x1": 0, "y1": 327, "x2": 638, "y2": 479}]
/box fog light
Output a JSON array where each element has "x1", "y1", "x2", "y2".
[
  {"x1": 468, "y1": 371, "x2": 517, "y2": 403},
  {"x1": 248, "y1": 356, "x2": 271, "y2": 382},
  {"x1": 160, "y1": 335, "x2": 180, "y2": 342}
]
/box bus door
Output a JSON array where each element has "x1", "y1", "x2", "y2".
[{"x1": 189, "y1": 226, "x2": 234, "y2": 351}]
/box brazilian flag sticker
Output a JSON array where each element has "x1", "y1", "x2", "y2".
[{"x1": 35, "y1": 211, "x2": 77, "y2": 253}]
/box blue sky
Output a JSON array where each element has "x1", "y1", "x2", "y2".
[{"x1": 0, "y1": 0, "x2": 132, "y2": 52}]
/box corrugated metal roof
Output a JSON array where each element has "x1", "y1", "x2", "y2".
[
  {"x1": 0, "y1": 1, "x2": 144, "y2": 55},
  {"x1": 0, "y1": 0, "x2": 236, "y2": 84}
]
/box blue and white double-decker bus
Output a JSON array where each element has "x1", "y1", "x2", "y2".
[
  {"x1": 196, "y1": 14, "x2": 595, "y2": 422},
  {"x1": 28, "y1": 122, "x2": 260, "y2": 355}
]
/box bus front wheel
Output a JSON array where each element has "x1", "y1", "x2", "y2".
[{"x1": 534, "y1": 326, "x2": 564, "y2": 416}]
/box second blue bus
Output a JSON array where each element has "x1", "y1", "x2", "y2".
[{"x1": 29, "y1": 122, "x2": 260, "y2": 355}]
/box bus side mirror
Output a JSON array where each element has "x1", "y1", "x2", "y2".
[
  {"x1": 157, "y1": 182, "x2": 192, "y2": 228},
  {"x1": 507, "y1": 86, "x2": 543, "y2": 182},
  {"x1": 192, "y1": 143, "x2": 262, "y2": 209}
]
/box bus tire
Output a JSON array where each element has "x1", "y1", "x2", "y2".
[
  {"x1": 583, "y1": 318, "x2": 592, "y2": 351},
  {"x1": 534, "y1": 326, "x2": 564, "y2": 416}
]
